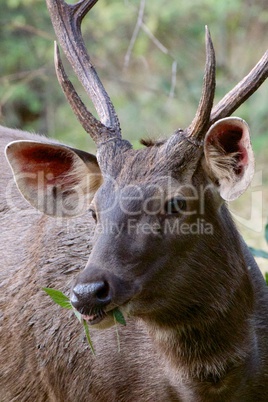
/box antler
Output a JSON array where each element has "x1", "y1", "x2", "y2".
[
  {"x1": 46, "y1": 0, "x2": 268, "y2": 147},
  {"x1": 210, "y1": 50, "x2": 268, "y2": 125},
  {"x1": 186, "y1": 27, "x2": 216, "y2": 141},
  {"x1": 46, "y1": 0, "x2": 121, "y2": 144},
  {"x1": 187, "y1": 27, "x2": 268, "y2": 141}
]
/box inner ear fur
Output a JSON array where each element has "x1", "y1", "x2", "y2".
[
  {"x1": 5, "y1": 140, "x2": 102, "y2": 217},
  {"x1": 204, "y1": 117, "x2": 254, "y2": 201}
]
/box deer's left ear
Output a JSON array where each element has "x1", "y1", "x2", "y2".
[{"x1": 204, "y1": 117, "x2": 254, "y2": 201}]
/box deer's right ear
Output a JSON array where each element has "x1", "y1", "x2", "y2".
[
  {"x1": 204, "y1": 117, "x2": 255, "y2": 201},
  {"x1": 5, "y1": 140, "x2": 102, "y2": 217}
]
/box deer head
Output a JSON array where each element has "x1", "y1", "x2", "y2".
[{"x1": 6, "y1": 0, "x2": 268, "y2": 331}]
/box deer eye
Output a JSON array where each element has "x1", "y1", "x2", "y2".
[
  {"x1": 89, "y1": 208, "x2": 97, "y2": 222},
  {"x1": 164, "y1": 197, "x2": 187, "y2": 215}
]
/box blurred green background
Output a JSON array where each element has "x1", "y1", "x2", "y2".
[{"x1": 0, "y1": 0, "x2": 267, "y2": 269}]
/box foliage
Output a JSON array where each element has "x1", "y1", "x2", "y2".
[
  {"x1": 250, "y1": 223, "x2": 268, "y2": 260},
  {"x1": 0, "y1": 0, "x2": 267, "y2": 151}
]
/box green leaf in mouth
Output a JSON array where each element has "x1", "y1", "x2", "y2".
[
  {"x1": 42, "y1": 287, "x2": 72, "y2": 309},
  {"x1": 82, "y1": 318, "x2": 95, "y2": 354},
  {"x1": 113, "y1": 308, "x2": 126, "y2": 326},
  {"x1": 42, "y1": 288, "x2": 127, "y2": 354}
]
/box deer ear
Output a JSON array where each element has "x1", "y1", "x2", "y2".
[
  {"x1": 5, "y1": 140, "x2": 102, "y2": 217},
  {"x1": 204, "y1": 117, "x2": 254, "y2": 201}
]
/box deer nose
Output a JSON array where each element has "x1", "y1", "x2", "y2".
[{"x1": 70, "y1": 281, "x2": 112, "y2": 312}]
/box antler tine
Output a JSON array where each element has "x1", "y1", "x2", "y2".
[
  {"x1": 186, "y1": 27, "x2": 216, "y2": 140},
  {"x1": 54, "y1": 43, "x2": 111, "y2": 144},
  {"x1": 210, "y1": 50, "x2": 268, "y2": 125},
  {"x1": 46, "y1": 0, "x2": 121, "y2": 141}
]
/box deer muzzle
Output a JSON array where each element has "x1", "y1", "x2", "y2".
[{"x1": 70, "y1": 267, "x2": 137, "y2": 327}]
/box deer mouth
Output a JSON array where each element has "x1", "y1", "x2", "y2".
[
  {"x1": 82, "y1": 310, "x2": 106, "y2": 325},
  {"x1": 81, "y1": 307, "x2": 119, "y2": 327}
]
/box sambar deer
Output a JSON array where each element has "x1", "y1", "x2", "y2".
[{"x1": 1, "y1": 0, "x2": 268, "y2": 401}]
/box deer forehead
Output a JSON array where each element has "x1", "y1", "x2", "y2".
[
  {"x1": 92, "y1": 146, "x2": 207, "y2": 219},
  {"x1": 98, "y1": 136, "x2": 202, "y2": 186}
]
